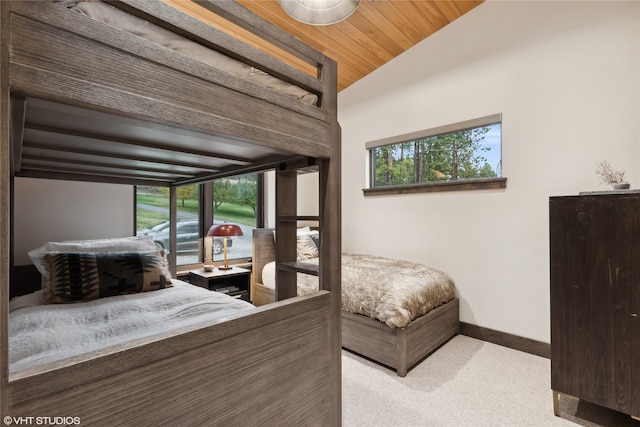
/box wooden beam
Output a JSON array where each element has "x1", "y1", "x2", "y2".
[
  {"x1": 9, "y1": 96, "x2": 26, "y2": 173},
  {"x1": 275, "y1": 169, "x2": 297, "y2": 300}
]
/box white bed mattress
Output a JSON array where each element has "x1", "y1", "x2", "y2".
[
  {"x1": 261, "y1": 252, "x2": 456, "y2": 328},
  {"x1": 9, "y1": 279, "x2": 254, "y2": 373}
]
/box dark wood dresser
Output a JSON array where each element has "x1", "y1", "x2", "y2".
[{"x1": 550, "y1": 193, "x2": 640, "y2": 420}]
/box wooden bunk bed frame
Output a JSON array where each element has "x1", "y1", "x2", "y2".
[
  {"x1": 0, "y1": 1, "x2": 342, "y2": 424},
  {"x1": 251, "y1": 229, "x2": 459, "y2": 377}
]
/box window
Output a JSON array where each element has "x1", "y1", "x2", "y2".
[
  {"x1": 209, "y1": 173, "x2": 259, "y2": 263},
  {"x1": 135, "y1": 173, "x2": 262, "y2": 268},
  {"x1": 365, "y1": 114, "x2": 505, "y2": 195},
  {"x1": 136, "y1": 184, "x2": 201, "y2": 266}
]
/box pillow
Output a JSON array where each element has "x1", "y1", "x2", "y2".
[
  {"x1": 296, "y1": 226, "x2": 312, "y2": 235},
  {"x1": 297, "y1": 231, "x2": 319, "y2": 260},
  {"x1": 309, "y1": 233, "x2": 320, "y2": 250},
  {"x1": 44, "y1": 250, "x2": 172, "y2": 303},
  {"x1": 28, "y1": 236, "x2": 157, "y2": 291}
]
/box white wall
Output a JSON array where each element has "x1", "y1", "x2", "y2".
[
  {"x1": 13, "y1": 178, "x2": 134, "y2": 265},
  {"x1": 335, "y1": 0, "x2": 640, "y2": 343},
  {"x1": 14, "y1": 171, "x2": 314, "y2": 265},
  {"x1": 264, "y1": 170, "x2": 319, "y2": 229}
]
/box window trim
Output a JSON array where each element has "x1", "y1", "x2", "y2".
[
  {"x1": 365, "y1": 114, "x2": 504, "y2": 194},
  {"x1": 363, "y1": 177, "x2": 507, "y2": 196}
]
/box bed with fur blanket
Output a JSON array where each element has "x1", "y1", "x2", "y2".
[
  {"x1": 252, "y1": 229, "x2": 459, "y2": 376},
  {"x1": 261, "y1": 252, "x2": 455, "y2": 328}
]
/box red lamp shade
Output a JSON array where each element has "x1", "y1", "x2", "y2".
[
  {"x1": 207, "y1": 224, "x2": 243, "y2": 270},
  {"x1": 208, "y1": 223, "x2": 243, "y2": 238}
]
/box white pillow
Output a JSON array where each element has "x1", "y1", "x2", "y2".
[
  {"x1": 296, "y1": 226, "x2": 312, "y2": 235},
  {"x1": 296, "y1": 230, "x2": 320, "y2": 260},
  {"x1": 28, "y1": 236, "x2": 157, "y2": 294}
]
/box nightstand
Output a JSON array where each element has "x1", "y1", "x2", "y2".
[{"x1": 189, "y1": 266, "x2": 251, "y2": 302}]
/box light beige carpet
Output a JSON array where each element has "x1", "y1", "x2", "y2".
[{"x1": 342, "y1": 335, "x2": 639, "y2": 427}]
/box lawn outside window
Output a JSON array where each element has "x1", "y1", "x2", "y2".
[
  {"x1": 135, "y1": 173, "x2": 261, "y2": 267},
  {"x1": 364, "y1": 114, "x2": 506, "y2": 195}
]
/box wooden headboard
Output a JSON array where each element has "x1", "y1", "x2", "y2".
[
  {"x1": 251, "y1": 226, "x2": 319, "y2": 286},
  {"x1": 251, "y1": 228, "x2": 276, "y2": 291}
]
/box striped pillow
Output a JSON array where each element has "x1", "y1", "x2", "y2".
[{"x1": 44, "y1": 250, "x2": 172, "y2": 303}]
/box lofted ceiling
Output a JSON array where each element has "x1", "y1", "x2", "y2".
[
  {"x1": 12, "y1": 1, "x2": 485, "y2": 187},
  {"x1": 169, "y1": 0, "x2": 485, "y2": 92}
]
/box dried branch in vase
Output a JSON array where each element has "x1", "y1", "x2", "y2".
[{"x1": 595, "y1": 160, "x2": 626, "y2": 185}]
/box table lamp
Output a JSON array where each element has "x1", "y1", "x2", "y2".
[{"x1": 208, "y1": 223, "x2": 243, "y2": 270}]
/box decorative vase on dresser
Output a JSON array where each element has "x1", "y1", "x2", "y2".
[{"x1": 549, "y1": 193, "x2": 640, "y2": 421}]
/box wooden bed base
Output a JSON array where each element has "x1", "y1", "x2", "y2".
[
  {"x1": 251, "y1": 229, "x2": 459, "y2": 377},
  {"x1": 8, "y1": 293, "x2": 333, "y2": 424},
  {"x1": 342, "y1": 298, "x2": 459, "y2": 377}
]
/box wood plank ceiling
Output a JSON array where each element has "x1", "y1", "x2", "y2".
[{"x1": 171, "y1": 0, "x2": 485, "y2": 92}]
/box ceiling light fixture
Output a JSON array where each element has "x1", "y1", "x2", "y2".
[{"x1": 280, "y1": 0, "x2": 360, "y2": 26}]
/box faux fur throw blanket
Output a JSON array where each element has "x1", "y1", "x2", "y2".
[{"x1": 261, "y1": 252, "x2": 455, "y2": 328}]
